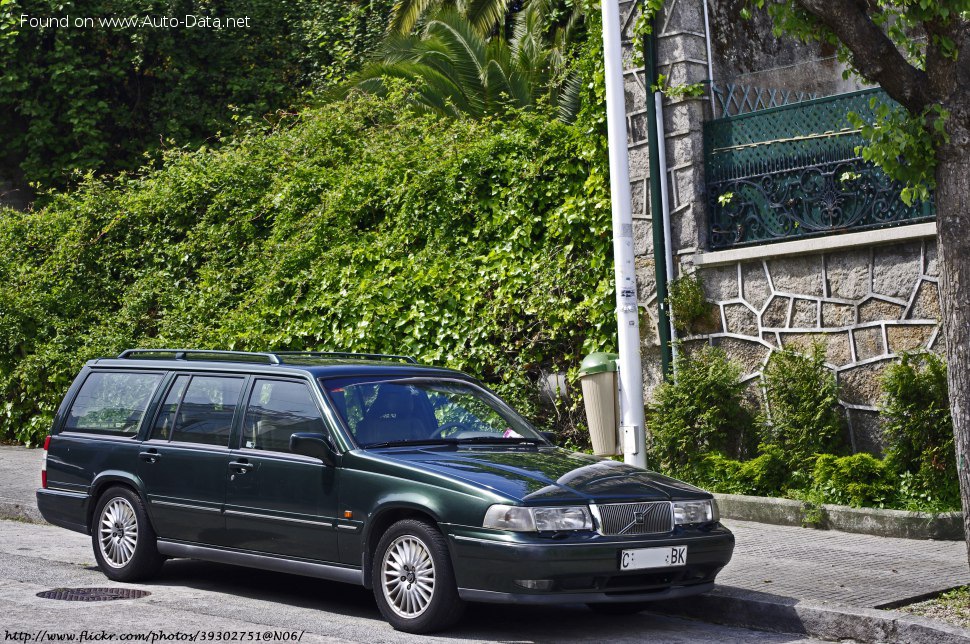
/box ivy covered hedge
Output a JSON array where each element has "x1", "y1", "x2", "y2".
[{"x1": 0, "y1": 92, "x2": 616, "y2": 446}]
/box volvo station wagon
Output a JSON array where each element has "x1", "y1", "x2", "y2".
[{"x1": 37, "y1": 349, "x2": 734, "y2": 633}]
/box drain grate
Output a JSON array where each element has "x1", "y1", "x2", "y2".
[{"x1": 36, "y1": 588, "x2": 151, "y2": 602}]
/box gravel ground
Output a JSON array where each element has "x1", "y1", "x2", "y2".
[{"x1": 899, "y1": 585, "x2": 970, "y2": 629}]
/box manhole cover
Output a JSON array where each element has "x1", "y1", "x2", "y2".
[{"x1": 36, "y1": 588, "x2": 151, "y2": 602}]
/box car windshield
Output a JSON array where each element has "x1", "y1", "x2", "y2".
[{"x1": 320, "y1": 377, "x2": 545, "y2": 448}]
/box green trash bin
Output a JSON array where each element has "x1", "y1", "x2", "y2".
[{"x1": 579, "y1": 352, "x2": 620, "y2": 456}]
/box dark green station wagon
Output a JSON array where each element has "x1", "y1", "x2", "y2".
[{"x1": 38, "y1": 350, "x2": 734, "y2": 633}]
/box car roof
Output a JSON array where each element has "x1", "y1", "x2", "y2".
[{"x1": 86, "y1": 349, "x2": 469, "y2": 380}]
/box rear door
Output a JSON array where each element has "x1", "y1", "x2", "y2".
[
  {"x1": 224, "y1": 377, "x2": 339, "y2": 562},
  {"x1": 138, "y1": 373, "x2": 246, "y2": 545}
]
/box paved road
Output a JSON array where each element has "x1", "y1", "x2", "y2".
[{"x1": 0, "y1": 520, "x2": 825, "y2": 644}]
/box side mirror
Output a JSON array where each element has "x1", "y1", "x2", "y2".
[
  {"x1": 540, "y1": 431, "x2": 557, "y2": 446},
  {"x1": 290, "y1": 433, "x2": 335, "y2": 465}
]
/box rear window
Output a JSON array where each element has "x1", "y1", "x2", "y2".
[{"x1": 65, "y1": 371, "x2": 164, "y2": 436}]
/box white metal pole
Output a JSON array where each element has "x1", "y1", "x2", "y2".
[{"x1": 600, "y1": 0, "x2": 647, "y2": 468}]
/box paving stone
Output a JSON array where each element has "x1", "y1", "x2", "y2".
[
  {"x1": 718, "y1": 520, "x2": 970, "y2": 609},
  {"x1": 887, "y1": 324, "x2": 937, "y2": 355},
  {"x1": 853, "y1": 327, "x2": 885, "y2": 361},
  {"x1": 781, "y1": 331, "x2": 852, "y2": 367},
  {"x1": 909, "y1": 280, "x2": 942, "y2": 320},
  {"x1": 838, "y1": 361, "x2": 891, "y2": 407},
  {"x1": 821, "y1": 302, "x2": 855, "y2": 328},
  {"x1": 791, "y1": 299, "x2": 818, "y2": 328},
  {"x1": 701, "y1": 265, "x2": 739, "y2": 301},
  {"x1": 714, "y1": 337, "x2": 769, "y2": 375},
  {"x1": 724, "y1": 303, "x2": 759, "y2": 337},
  {"x1": 858, "y1": 298, "x2": 905, "y2": 323},
  {"x1": 741, "y1": 262, "x2": 772, "y2": 311},
  {"x1": 872, "y1": 242, "x2": 921, "y2": 300},
  {"x1": 767, "y1": 255, "x2": 824, "y2": 297},
  {"x1": 826, "y1": 249, "x2": 870, "y2": 301},
  {"x1": 761, "y1": 296, "x2": 789, "y2": 328}
]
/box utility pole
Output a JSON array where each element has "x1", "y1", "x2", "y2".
[{"x1": 600, "y1": 0, "x2": 647, "y2": 468}]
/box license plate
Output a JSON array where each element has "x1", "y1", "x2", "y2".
[{"x1": 619, "y1": 545, "x2": 687, "y2": 571}]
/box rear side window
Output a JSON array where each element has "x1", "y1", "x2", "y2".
[
  {"x1": 170, "y1": 376, "x2": 245, "y2": 446},
  {"x1": 242, "y1": 379, "x2": 326, "y2": 452},
  {"x1": 65, "y1": 372, "x2": 164, "y2": 436}
]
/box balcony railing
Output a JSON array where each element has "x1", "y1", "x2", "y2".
[{"x1": 704, "y1": 88, "x2": 934, "y2": 251}]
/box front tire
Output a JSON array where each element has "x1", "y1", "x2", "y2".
[
  {"x1": 372, "y1": 519, "x2": 465, "y2": 633},
  {"x1": 91, "y1": 486, "x2": 164, "y2": 582}
]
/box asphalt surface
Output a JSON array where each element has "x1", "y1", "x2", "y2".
[
  {"x1": 5, "y1": 445, "x2": 970, "y2": 641},
  {"x1": 0, "y1": 520, "x2": 825, "y2": 643}
]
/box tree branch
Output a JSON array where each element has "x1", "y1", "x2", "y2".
[{"x1": 795, "y1": 0, "x2": 932, "y2": 113}]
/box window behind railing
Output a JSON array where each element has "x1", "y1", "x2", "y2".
[{"x1": 704, "y1": 88, "x2": 934, "y2": 251}]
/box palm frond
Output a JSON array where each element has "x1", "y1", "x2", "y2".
[
  {"x1": 465, "y1": 0, "x2": 514, "y2": 35},
  {"x1": 388, "y1": 0, "x2": 437, "y2": 35}
]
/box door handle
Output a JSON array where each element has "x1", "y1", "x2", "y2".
[
  {"x1": 228, "y1": 460, "x2": 253, "y2": 473},
  {"x1": 138, "y1": 450, "x2": 160, "y2": 464}
]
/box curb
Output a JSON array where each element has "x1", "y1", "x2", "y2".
[
  {"x1": 651, "y1": 586, "x2": 970, "y2": 643},
  {"x1": 0, "y1": 499, "x2": 46, "y2": 524},
  {"x1": 715, "y1": 492, "x2": 965, "y2": 540}
]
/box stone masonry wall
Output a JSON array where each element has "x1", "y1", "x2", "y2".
[
  {"x1": 621, "y1": 0, "x2": 944, "y2": 456},
  {"x1": 620, "y1": 0, "x2": 713, "y2": 397},
  {"x1": 692, "y1": 239, "x2": 942, "y2": 453}
]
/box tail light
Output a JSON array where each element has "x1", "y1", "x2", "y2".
[{"x1": 41, "y1": 435, "x2": 50, "y2": 489}]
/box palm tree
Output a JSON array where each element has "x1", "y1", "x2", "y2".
[
  {"x1": 347, "y1": 7, "x2": 580, "y2": 123},
  {"x1": 388, "y1": 0, "x2": 515, "y2": 36}
]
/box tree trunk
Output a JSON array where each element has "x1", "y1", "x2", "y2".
[{"x1": 934, "y1": 99, "x2": 970, "y2": 567}]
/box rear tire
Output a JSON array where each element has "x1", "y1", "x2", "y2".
[
  {"x1": 91, "y1": 486, "x2": 164, "y2": 582},
  {"x1": 372, "y1": 519, "x2": 465, "y2": 633}
]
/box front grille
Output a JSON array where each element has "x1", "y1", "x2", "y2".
[{"x1": 593, "y1": 501, "x2": 673, "y2": 536}]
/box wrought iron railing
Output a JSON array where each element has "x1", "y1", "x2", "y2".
[
  {"x1": 704, "y1": 88, "x2": 935, "y2": 250},
  {"x1": 712, "y1": 82, "x2": 817, "y2": 118}
]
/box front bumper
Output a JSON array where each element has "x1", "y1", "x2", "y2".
[{"x1": 445, "y1": 523, "x2": 734, "y2": 604}]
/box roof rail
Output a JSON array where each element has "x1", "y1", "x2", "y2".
[
  {"x1": 117, "y1": 349, "x2": 281, "y2": 365},
  {"x1": 274, "y1": 351, "x2": 418, "y2": 364},
  {"x1": 116, "y1": 349, "x2": 419, "y2": 365}
]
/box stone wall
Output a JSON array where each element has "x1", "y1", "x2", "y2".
[
  {"x1": 691, "y1": 237, "x2": 942, "y2": 453},
  {"x1": 621, "y1": 0, "x2": 943, "y2": 456}
]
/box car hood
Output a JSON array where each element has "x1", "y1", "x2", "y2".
[{"x1": 371, "y1": 446, "x2": 710, "y2": 504}]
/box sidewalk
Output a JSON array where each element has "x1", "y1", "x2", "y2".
[{"x1": 2, "y1": 445, "x2": 968, "y2": 641}]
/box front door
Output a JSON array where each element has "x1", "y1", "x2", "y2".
[
  {"x1": 224, "y1": 377, "x2": 339, "y2": 562},
  {"x1": 138, "y1": 373, "x2": 246, "y2": 545}
]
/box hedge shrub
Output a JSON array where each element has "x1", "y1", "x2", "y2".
[
  {"x1": 881, "y1": 352, "x2": 959, "y2": 510},
  {"x1": 646, "y1": 345, "x2": 756, "y2": 479},
  {"x1": 760, "y1": 345, "x2": 847, "y2": 473},
  {"x1": 0, "y1": 92, "x2": 616, "y2": 446}
]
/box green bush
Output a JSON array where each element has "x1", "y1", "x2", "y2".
[
  {"x1": 0, "y1": 91, "x2": 616, "y2": 446},
  {"x1": 881, "y1": 352, "x2": 959, "y2": 510},
  {"x1": 698, "y1": 445, "x2": 789, "y2": 497},
  {"x1": 646, "y1": 345, "x2": 756, "y2": 479},
  {"x1": 760, "y1": 346, "x2": 846, "y2": 472},
  {"x1": 810, "y1": 453, "x2": 894, "y2": 508},
  {"x1": 666, "y1": 273, "x2": 714, "y2": 334}
]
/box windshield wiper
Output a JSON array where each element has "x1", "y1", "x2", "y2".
[
  {"x1": 364, "y1": 438, "x2": 459, "y2": 449},
  {"x1": 456, "y1": 436, "x2": 540, "y2": 445}
]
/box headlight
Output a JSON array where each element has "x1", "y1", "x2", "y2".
[
  {"x1": 483, "y1": 504, "x2": 593, "y2": 532},
  {"x1": 672, "y1": 499, "x2": 718, "y2": 525}
]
